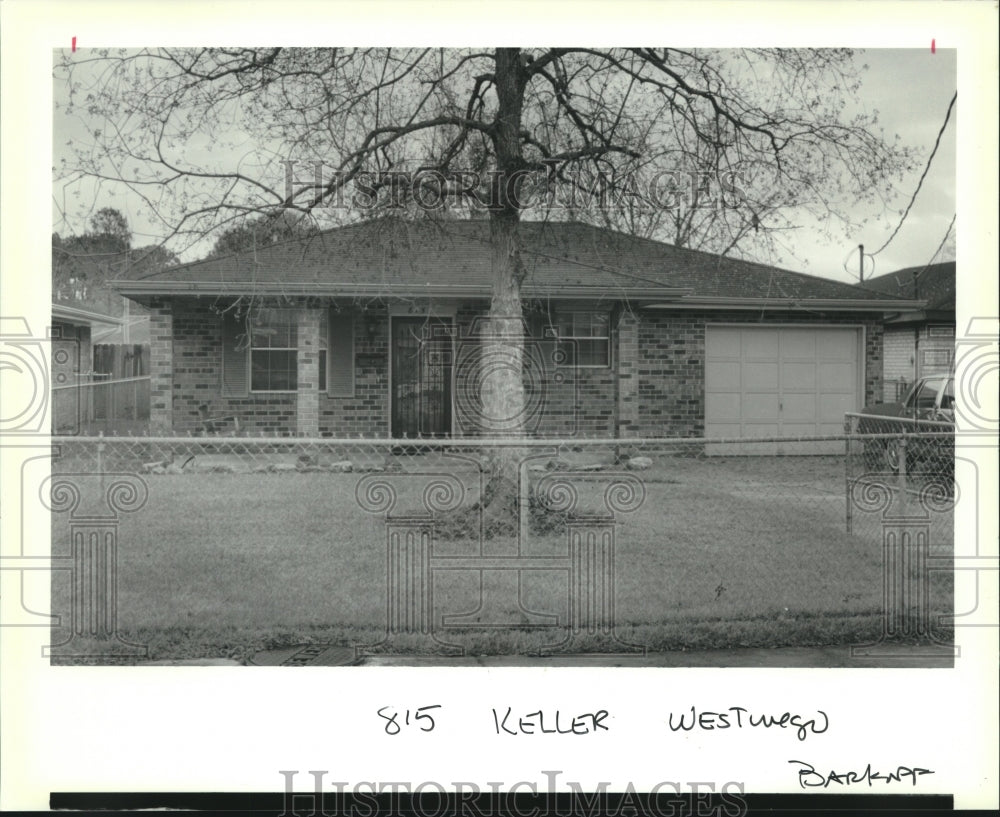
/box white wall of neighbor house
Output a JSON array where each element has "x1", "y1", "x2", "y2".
[
  {"x1": 883, "y1": 328, "x2": 915, "y2": 401},
  {"x1": 882, "y1": 324, "x2": 955, "y2": 401}
]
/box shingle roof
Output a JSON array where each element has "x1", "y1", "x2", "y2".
[
  {"x1": 114, "y1": 219, "x2": 917, "y2": 307},
  {"x1": 857, "y1": 261, "x2": 955, "y2": 313}
]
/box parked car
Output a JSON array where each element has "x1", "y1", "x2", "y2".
[{"x1": 857, "y1": 375, "x2": 955, "y2": 473}]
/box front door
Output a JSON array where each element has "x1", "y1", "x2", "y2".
[{"x1": 391, "y1": 316, "x2": 453, "y2": 437}]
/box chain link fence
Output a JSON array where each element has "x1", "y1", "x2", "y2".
[
  {"x1": 844, "y1": 411, "x2": 955, "y2": 539},
  {"x1": 48, "y1": 428, "x2": 956, "y2": 659}
]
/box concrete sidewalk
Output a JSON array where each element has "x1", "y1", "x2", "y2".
[
  {"x1": 357, "y1": 645, "x2": 954, "y2": 668},
  {"x1": 243, "y1": 643, "x2": 955, "y2": 668}
]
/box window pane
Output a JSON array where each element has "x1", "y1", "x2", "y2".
[
  {"x1": 556, "y1": 311, "x2": 610, "y2": 339},
  {"x1": 253, "y1": 309, "x2": 296, "y2": 348},
  {"x1": 318, "y1": 349, "x2": 327, "y2": 392},
  {"x1": 576, "y1": 338, "x2": 609, "y2": 366},
  {"x1": 914, "y1": 380, "x2": 942, "y2": 409},
  {"x1": 555, "y1": 340, "x2": 575, "y2": 366},
  {"x1": 589, "y1": 312, "x2": 609, "y2": 335},
  {"x1": 251, "y1": 350, "x2": 297, "y2": 391},
  {"x1": 251, "y1": 325, "x2": 278, "y2": 347}
]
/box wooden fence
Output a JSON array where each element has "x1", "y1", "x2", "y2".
[{"x1": 93, "y1": 344, "x2": 149, "y2": 379}]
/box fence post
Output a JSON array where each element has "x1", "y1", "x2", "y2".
[
  {"x1": 96, "y1": 431, "x2": 105, "y2": 487},
  {"x1": 897, "y1": 433, "x2": 908, "y2": 510},
  {"x1": 844, "y1": 414, "x2": 853, "y2": 534}
]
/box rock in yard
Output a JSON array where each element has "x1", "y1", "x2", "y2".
[
  {"x1": 626, "y1": 456, "x2": 653, "y2": 471},
  {"x1": 329, "y1": 460, "x2": 354, "y2": 473}
]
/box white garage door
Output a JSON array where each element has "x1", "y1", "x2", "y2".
[{"x1": 705, "y1": 325, "x2": 861, "y2": 453}]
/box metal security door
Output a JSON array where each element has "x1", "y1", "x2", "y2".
[{"x1": 391, "y1": 317, "x2": 453, "y2": 437}]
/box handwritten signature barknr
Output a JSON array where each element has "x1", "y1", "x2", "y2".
[{"x1": 789, "y1": 760, "x2": 934, "y2": 788}]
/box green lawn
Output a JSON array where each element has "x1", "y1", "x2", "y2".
[{"x1": 48, "y1": 455, "x2": 954, "y2": 662}]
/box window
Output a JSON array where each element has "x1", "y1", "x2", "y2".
[
  {"x1": 909, "y1": 378, "x2": 946, "y2": 410},
  {"x1": 941, "y1": 378, "x2": 956, "y2": 411},
  {"x1": 922, "y1": 348, "x2": 952, "y2": 367},
  {"x1": 250, "y1": 309, "x2": 297, "y2": 391},
  {"x1": 318, "y1": 311, "x2": 327, "y2": 392},
  {"x1": 553, "y1": 311, "x2": 611, "y2": 367}
]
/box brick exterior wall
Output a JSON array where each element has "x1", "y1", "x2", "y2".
[
  {"x1": 318, "y1": 305, "x2": 390, "y2": 437},
  {"x1": 448, "y1": 304, "x2": 618, "y2": 438},
  {"x1": 635, "y1": 312, "x2": 706, "y2": 437},
  {"x1": 160, "y1": 298, "x2": 885, "y2": 439},
  {"x1": 148, "y1": 299, "x2": 173, "y2": 434},
  {"x1": 171, "y1": 299, "x2": 295, "y2": 434},
  {"x1": 883, "y1": 327, "x2": 916, "y2": 401},
  {"x1": 296, "y1": 307, "x2": 321, "y2": 437}
]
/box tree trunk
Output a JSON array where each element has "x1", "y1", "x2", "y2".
[{"x1": 478, "y1": 48, "x2": 529, "y2": 535}]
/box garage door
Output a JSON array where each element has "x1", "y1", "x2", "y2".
[{"x1": 705, "y1": 326, "x2": 861, "y2": 453}]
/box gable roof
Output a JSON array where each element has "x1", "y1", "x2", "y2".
[
  {"x1": 857, "y1": 261, "x2": 955, "y2": 314},
  {"x1": 113, "y1": 219, "x2": 921, "y2": 311}
]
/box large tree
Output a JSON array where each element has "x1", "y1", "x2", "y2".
[{"x1": 55, "y1": 47, "x2": 910, "y2": 435}]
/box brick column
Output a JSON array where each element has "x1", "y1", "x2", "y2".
[
  {"x1": 865, "y1": 322, "x2": 885, "y2": 408},
  {"x1": 148, "y1": 300, "x2": 173, "y2": 434},
  {"x1": 616, "y1": 310, "x2": 639, "y2": 437},
  {"x1": 296, "y1": 307, "x2": 321, "y2": 437}
]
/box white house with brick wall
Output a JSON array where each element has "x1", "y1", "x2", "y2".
[{"x1": 111, "y1": 219, "x2": 922, "y2": 441}]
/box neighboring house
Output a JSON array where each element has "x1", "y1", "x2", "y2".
[
  {"x1": 859, "y1": 262, "x2": 955, "y2": 402},
  {"x1": 51, "y1": 303, "x2": 123, "y2": 387},
  {"x1": 51, "y1": 303, "x2": 137, "y2": 434},
  {"x1": 110, "y1": 220, "x2": 921, "y2": 442}
]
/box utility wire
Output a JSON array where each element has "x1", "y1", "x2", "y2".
[
  {"x1": 916, "y1": 213, "x2": 956, "y2": 278},
  {"x1": 871, "y1": 91, "x2": 957, "y2": 257}
]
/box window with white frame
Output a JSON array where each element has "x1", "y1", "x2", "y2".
[
  {"x1": 250, "y1": 308, "x2": 297, "y2": 391},
  {"x1": 554, "y1": 310, "x2": 611, "y2": 367}
]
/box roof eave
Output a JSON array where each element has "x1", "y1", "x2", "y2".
[
  {"x1": 51, "y1": 303, "x2": 125, "y2": 326},
  {"x1": 110, "y1": 280, "x2": 692, "y2": 301},
  {"x1": 883, "y1": 307, "x2": 956, "y2": 326},
  {"x1": 643, "y1": 296, "x2": 928, "y2": 312}
]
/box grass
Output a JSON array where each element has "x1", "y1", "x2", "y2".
[{"x1": 48, "y1": 455, "x2": 954, "y2": 663}]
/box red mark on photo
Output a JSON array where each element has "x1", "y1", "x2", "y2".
[
  {"x1": 72, "y1": 36, "x2": 77, "y2": 52},
  {"x1": 931, "y1": 39, "x2": 936, "y2": 54}
]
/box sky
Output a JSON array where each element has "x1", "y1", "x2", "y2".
[
  {"x1": 51, "y1": 47, "x2": 957, "y2": 286},
  {"x1": 794, "y1": 47, "x2": 957, "y2": 281}
]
